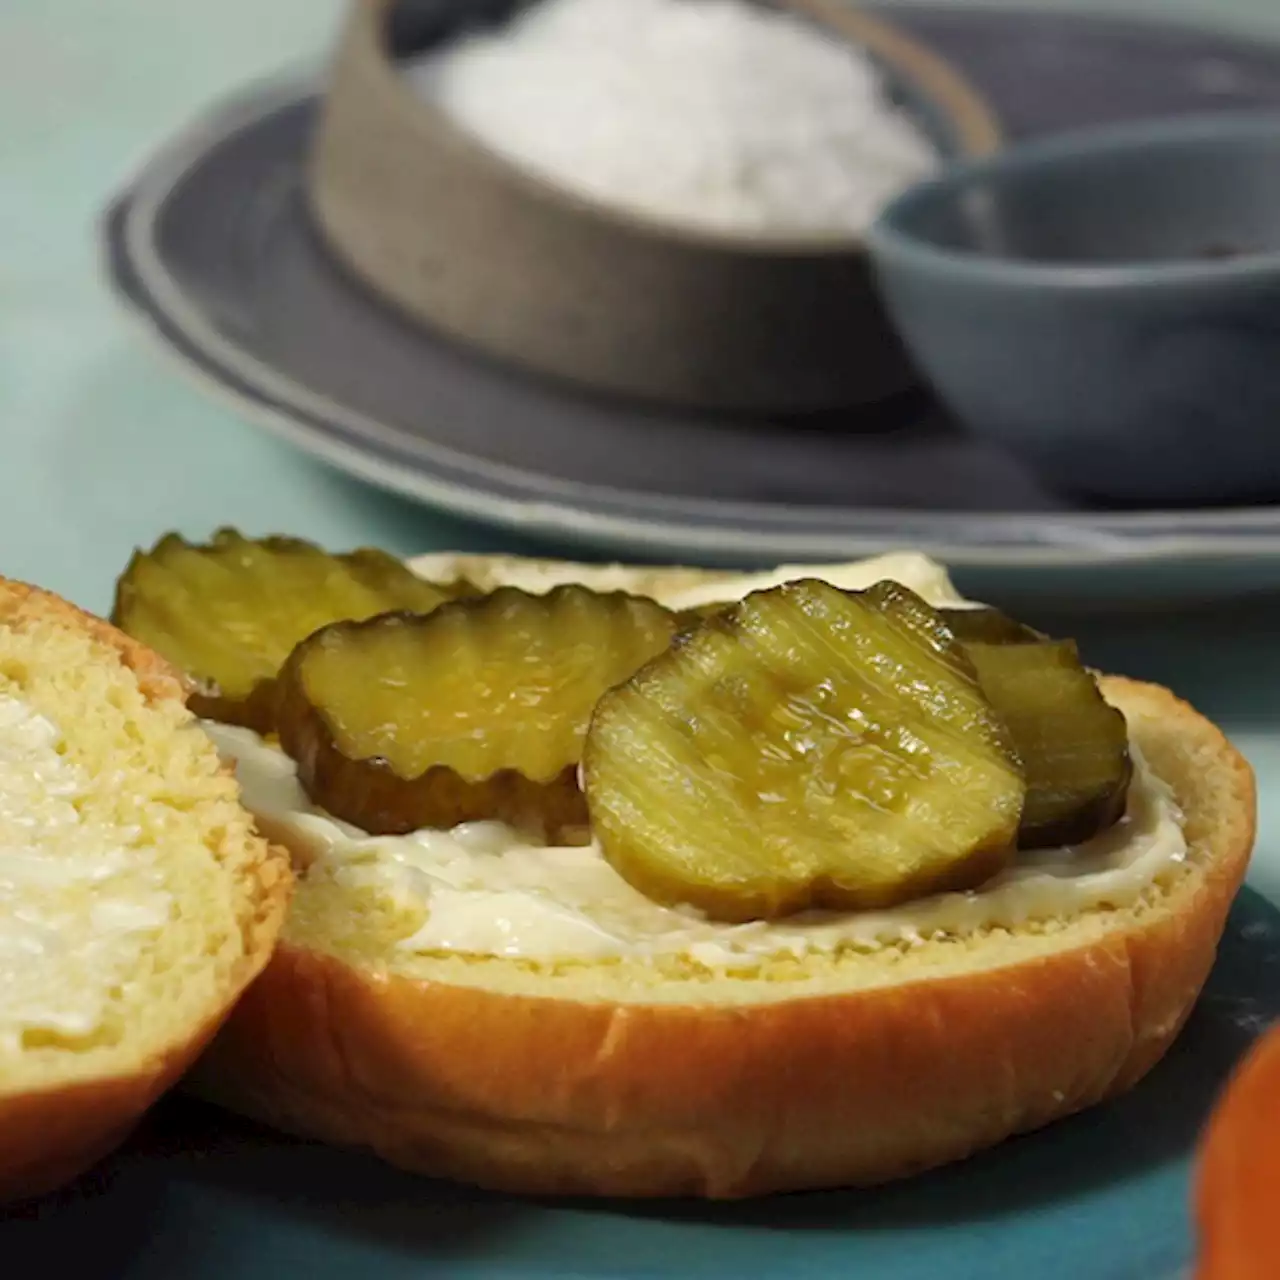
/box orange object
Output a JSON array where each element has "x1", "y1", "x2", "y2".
[{"x1": 1195, "y1": 1021, "x2": 1280, "y2": 1279}]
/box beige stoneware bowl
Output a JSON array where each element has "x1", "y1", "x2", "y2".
[{"x1": 309, "y1": 0, "x2": 1002, "y2": 413}]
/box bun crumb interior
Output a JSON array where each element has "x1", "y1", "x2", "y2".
[{"x1": 0, "y1": 579, "x2": 289, "y2": 1201}]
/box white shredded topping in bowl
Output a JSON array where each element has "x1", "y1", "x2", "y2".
[{"x1": 407, "y1": 0, "x2": 938, "y2": 237}]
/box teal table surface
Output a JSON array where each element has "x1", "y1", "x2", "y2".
[{"x1": 1, "y1": 0, "x2": 1278, "y2": 1272}]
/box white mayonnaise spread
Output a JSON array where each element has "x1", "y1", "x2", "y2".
[
  {"x1": 406, "y1": 550, "x2": 973, "y2": 615},
  {"x1": 205, "y1": 723, "x2": 1184, "y2": 967},
  {"x1": 0, "y1": 696, "x2": 171, "y2": 1048},
  {"x1": 203, "y1": 553, "x2": 1188, "y2": 969}
]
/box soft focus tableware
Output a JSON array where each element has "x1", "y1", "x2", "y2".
[
  {"x1": 867, "y1": 111, "x2": 1280, "y2": 506},
  {"x1": 309, "y1": 0, "x2": 1000, "y2": 413},
  {"x1": 102, "y1": 82, "x2": 1280, "y2": 601}
]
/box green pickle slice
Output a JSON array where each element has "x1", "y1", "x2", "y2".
[
  {"x1": 111, "y1": 529, "x2": 470, "y2": 731},
  {"x1": 276, "y1": 585, "x2": 679, "y2": 839},
  {"x1": 964, "y1": 640, "x2": 1132, "y2": 849},
  {"x1": 583, "y1": 579, "x2": 1027, "y2": 923},
  {"x1": 939, "y1": 607, "x2": 1132, "y2": 848},
  {"x1": 940, "y1": 606, "x2": 1046, "y2": 646}
]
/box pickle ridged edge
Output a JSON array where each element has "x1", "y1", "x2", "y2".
[
  {"x1": 275, "y1": 586, "x2": 679, "y2": 840},
  {"x1": 277, "y1": 638, "x2": 590, "y2": 840},
  {"x1": 110, "y1": 527, "x2": 474, "y2": 733}
]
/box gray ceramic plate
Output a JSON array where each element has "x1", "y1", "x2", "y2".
[{"x1": 102, "y1": 7, "x2": 1280, "y2": 593}]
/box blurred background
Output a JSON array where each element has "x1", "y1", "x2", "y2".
[{"x1": 5, "y1": 0, "x2": 1280, "y2": 612}]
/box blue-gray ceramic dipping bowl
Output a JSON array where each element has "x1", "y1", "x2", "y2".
[{"x1": 865, "y1": 112, "x2": 1280, "y2": 506}]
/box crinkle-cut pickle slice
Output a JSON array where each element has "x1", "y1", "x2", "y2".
[
  {"x1": 111, "y1": 528, "x2": 470, "y2": 731},
  {"x1": 584, "y1": 579, "x2": 1027, "y2": 923},
  {"x1": 276, "y1": 585, "x2": 679, "y2": 840},
  {"x1": 964, "y1": 639, "x2": 1132, "y2": 849}
]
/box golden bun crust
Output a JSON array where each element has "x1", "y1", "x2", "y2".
[
  {"x1": 0, "y1": 577, "x2": 292, "y2": 1203},
  {"x1": 0, "y1": 1007, "x2": 240, "y2": 1204},
  {"x1": 194, "y1": 676, "x2": 1256, "y2": 1198}
]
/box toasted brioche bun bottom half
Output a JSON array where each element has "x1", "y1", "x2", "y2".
[
  {"x1": 189, "y1": 558, "x2": 1257, "y2": 1199},
  {"x1": 0, "y1": 580, "x2": 291, "y2": 1203}
]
